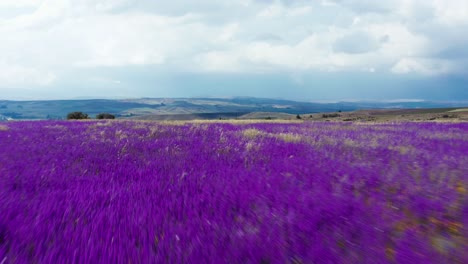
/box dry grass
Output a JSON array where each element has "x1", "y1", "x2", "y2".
[
  {"x1": 448, "y1": 109, "x2": 468, "y2": 113},
  {"x1": 242, "y1": 129, "x2": 265, "y2": 139},
  {"x1": 157, "y1": 121, "x2": 187, "y2": 126},
  {"x1": 0, "y1": 125, "x2": 9, "y2": 131},
  {"x1": 89, "y1": 121, "x2": 113, "y2": 127},
  {"x1": 132, "y1": 119, "x2": 304, "y2": 125},
  {"x1": 185, "y1": 119, "x2": 303, "y2": 124},
  {"x1": 245, "y1": 141, "x2": 260, "y2": 151},
  {"x1": 45, "y1": 125, "x2": 67, "y2": 130},
  {"x1": 274, "y1": 133, "x2": 302, "y2": 143},
  {"x1": 241, "y1": 129, "x2": 302, "y2": 143},
  {"x1": 115, "y1": 130, "x2": 128, "y2": 140},
  {"x1": 388, "y1": 145, "x2": 415, "y2": 155}
]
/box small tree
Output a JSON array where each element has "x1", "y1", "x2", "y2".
[
  {"x1": 96, "y1": 113, "x2": 115, "y2": 119},
  {"x1": 296, "y1": 114, "x2": 302, "y2": 119},
  {"x1": 322, "y1": 113, "x2": 341, "y2": 118},
  {"x1": 67, "y1": 112, "x2": 89, "y2": 120}
]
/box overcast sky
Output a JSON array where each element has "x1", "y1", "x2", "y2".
[{"x1": 1, "y1": 0, "x2": 467, "y2": 101}]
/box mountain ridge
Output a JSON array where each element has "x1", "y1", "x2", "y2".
[{"x1": 0, "y1": 97, "x2": 467, "y2": 120}]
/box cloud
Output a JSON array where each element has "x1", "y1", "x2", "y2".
[
  {"x1": 326, "y1": 0, "x2": 396, "y2": 13},
  {"x1": 257, "y1": 3, "x2": 311, "y2": 18},
  {"x1": 391, "y1": 58, "x2": 453, "y2": 75},
  {"x1": 0, "y1": 0, "x2": 467, "y2": 89},
  {"x1": 0, "y1": 62, "x2": 56, "y2": 87},
  {"x1": 432, "y1": 0, "x2": 468, "y2": 25},
  {"x1": 0, "y1": 0, "x2": 39, "y2": 8},
  {"x1": 333, "y1": 31, "x2": 380, "y2": 54},
  {"x1": 252, "y1": 33, "x2": 283, "y2": 43}
]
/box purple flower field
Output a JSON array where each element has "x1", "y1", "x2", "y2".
[{"x1": 0, "y1": 121, "x2": 467, "y2": 263}]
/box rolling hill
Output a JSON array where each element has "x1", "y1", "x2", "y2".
[{"x1": 0, "y1": 97, "x2": 467, "y2": 121}]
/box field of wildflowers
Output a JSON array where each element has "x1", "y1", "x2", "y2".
[{"x1": 0, "y1": 120, "x2": 467, "y2": 263}]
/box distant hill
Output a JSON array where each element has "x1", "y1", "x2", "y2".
[
  {"x1": 237, "y1": 112, "x2": 297, "y2": 120},
  {"x1": 0, "y1": 114, "x2": 12, "y2": 121},
  {"x1": 0, "y1": 97, "x2": 467, "y2": 120}
]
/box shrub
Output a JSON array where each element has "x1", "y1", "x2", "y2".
[
  {"x1": 442, "y1": 114, "x2": 457, "y2": 119},
  {"x1": 322, "y1": 113, "x2": 341, "y2": 118},
  {"x1": 296, "y1": 114, "x2": 302, "y2": 119},
  {"x1": 67, "y1": 112, "x2": 89, "y2": 120},
  {"x1": 96, "y1": 113, "x2": 116, "y2": 119}
]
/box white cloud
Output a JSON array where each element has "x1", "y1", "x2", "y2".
[
  {"x1": 0, "y1": 0, "x2": 40, "y2": 8},
  {"x1": 0, "y1": 0, "x2": 467, "y2": 89},
  {"x1": 0, "y1": 62, "x2": 56, "y2": 87},
  {"x1": 391, "y1": 58, "x2": 453, "y2": 75},
  {"x1": 194, "y1": 51, "x2": 243, "y2": 72},
  {"x1": 218, "y1": 23, "x2": 240, "y2": 43},
  {"x1": 287, "y1": 6, "x2": 312, "y2": 16},
  {"x1": 93, "y1": 0, "x2": 134, "y2": 12},
  {"x1": 257, "y1": 2, "x2": 312, "y2": 18},
  {"x1": 193, "y1": 20, "x2": 435, "y2": 74},
  {"x1": 1, "y1": 0, "x2": 69, "y2": 32},
  {"x1": 432, "y1": 0, "x2": 468, "y2": 25},
  {"x1": 257, "y1": 4, "x2": 283, "y2": 18}
]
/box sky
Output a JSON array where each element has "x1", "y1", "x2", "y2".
[{"x1": 1, "y1": 0, "x2": 467, "y2": 101}]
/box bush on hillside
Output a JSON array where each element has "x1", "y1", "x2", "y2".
[
  {"x1": 322, "y1": 113, "x2": 341, "y2": 118},
  {"x1": 442, "y1": 114, "x2": 457, "y2": 119},
  {"x1": 96, "y1": 113, "x2": 115, "y2": 119},
  {"x1": 67, "y1": 112, "x2": 89, "y2": 120}
]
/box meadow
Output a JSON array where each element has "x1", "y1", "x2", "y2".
[{"x1": 0, "y1": 120, "x2": 467, "y2": 263}]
